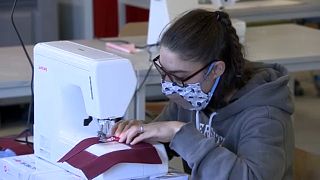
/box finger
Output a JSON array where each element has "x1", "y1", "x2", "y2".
[
  {"x1": 130, "y1": 124, "x2": 151, "y2": 145},
  {"x1": 131, "y1": 124, "x2": 161, "y2": 145},
  {"x1": 130, "y1": 132, "x2": 149, "y2": 145},
  {"x1": 121, "y1": 120, "x2": 135, "y2": 133},
  {"x1": 118, "y1": 125, "x2": 131, "y2": 143},
  {"x1": 118, "y1": 131, "x2": 128, "y2": 143},
  {"x1": 114, "y1": 121, "x2": 129, "y2": 137},
  {"x1": 125, "y1": 125, "x2": 141, "y2": 144}
]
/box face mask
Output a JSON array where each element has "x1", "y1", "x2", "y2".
[{"x1": 161, "y1": 74, "x2": 220, "y2": 111}]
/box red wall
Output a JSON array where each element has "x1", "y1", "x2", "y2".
[
  {"x1": 93, "y1": 0, "x2": 149, "y2": 38},
  {"x1": 126, "y1": 6, "x2": 149, "y2": 23},
  {"x1": 93, "y1": 0, "x2": 119, "y2": 38}
]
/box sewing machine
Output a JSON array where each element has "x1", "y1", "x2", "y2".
[{"x1": 33, "y1": 41, "x2": 168, "y2": 179}]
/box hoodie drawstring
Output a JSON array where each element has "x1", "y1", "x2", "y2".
[
  {"x1": 196, "y1": 111, "x2": 201, "y2": 130},
  {"x1": 208, "y1": 112, "x2": 217, "y2": 131},
  {"x1": 196, "y1": 111, "x2": 217, "y2": 136}
]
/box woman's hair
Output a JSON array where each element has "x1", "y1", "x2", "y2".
[{"x1": 160, "y1": 9, "x2": 251, "y2": 109}]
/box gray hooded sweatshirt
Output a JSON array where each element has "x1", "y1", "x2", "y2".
[{"x1": 154, "y1": 62, "x2": 294, "y2": 180}]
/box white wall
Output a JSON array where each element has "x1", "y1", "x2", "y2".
[{"x1": 0, "y1": 0, "x2": 58, "y2": 46}]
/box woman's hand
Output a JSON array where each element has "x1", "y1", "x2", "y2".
[{"x1": 112, "y1": 120, "x2": 186, "y2": 145}]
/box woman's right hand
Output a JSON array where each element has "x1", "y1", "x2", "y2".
[{"x1": 111, "y1": 119, "x2": 143, "y2": 140}]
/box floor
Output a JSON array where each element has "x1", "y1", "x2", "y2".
[
  {"x1": 0, "y1": 121, "x2": 26, "y2": 137},
  {"x1": 293, "y1": 71, "x2": 320, "y2": 155}
]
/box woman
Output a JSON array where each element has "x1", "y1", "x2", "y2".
[{"x1": 113, "y1": 9, "x2": 294, "y2": 180}]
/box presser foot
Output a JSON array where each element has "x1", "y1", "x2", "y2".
[{"x1": 97, "y1": 131, "x2": 107, "y2": 143}]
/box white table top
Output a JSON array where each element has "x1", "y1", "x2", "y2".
[
  {"x1": 0, "y1": 46, "x2": 33, "y2": 85},
  {"x1": 245, "y1": 24, "x2": 320, "y2": 72},
  {"x1": 1, "y1": 24, "x2": 320, "y2": 100},
  {"x1": 223, "y1": 0, "x2": 320, "y2": 23},
  {"x1": 83, "y1": 24, "x2": 320, "y2": 73},
  {"x1": 124, "y1": 0, "x2": 305, "y2": 10},
  {"x1": 0, "y1": 46, "x2": 33, "y2": 102},
  {"x1": 119, "y1": 0, "x2": 320, "y2": 23}
]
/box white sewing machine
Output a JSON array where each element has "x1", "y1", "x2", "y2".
[{"x1": 33, "y1": 41, "x2": 168, "y2": 179}]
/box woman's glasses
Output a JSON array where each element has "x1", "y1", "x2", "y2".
[{"x1": 153, "y1": 55, "x2": 214, "y2": 87}]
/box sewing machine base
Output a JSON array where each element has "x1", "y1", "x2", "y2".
[{"x1": 0, "y1": 154, "x2": 188, "y2": 180}]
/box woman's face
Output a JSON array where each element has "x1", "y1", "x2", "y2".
[{"x1": 159, "y1": 47, "x2": 224, "y2": 93}]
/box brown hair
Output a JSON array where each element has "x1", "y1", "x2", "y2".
[{"x1": 160, "y1": 9, "x2": 251, "y2": 109}]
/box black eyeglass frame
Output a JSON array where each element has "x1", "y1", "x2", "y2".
[{"x1": 153, "y1": 55, "x2": 215, "y2": 87}]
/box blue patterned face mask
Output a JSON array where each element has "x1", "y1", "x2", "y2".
[{"x1": 162, "y1": 75, "x2": 220, "y2": 111}]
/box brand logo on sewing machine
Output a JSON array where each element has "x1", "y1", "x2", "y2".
[{"x1": 38, "y1": 66, "x2": 48, "y2": 72}]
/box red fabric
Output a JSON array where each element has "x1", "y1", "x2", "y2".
[
  {"x1": 68, "y1": 151, "x2": 97, "y2": 170},
  {"x1": 58, "y1": 137, "x2": 100, "y2": 162},
  {"x1": 58, "y1": 137, "x2": 162, "y2": 180}
]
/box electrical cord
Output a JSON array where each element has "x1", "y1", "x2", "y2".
[
  {"x1": 135, "y1": 46, "x2": 155, "y2": 93},
  {"x1": 11, "y1": 0, "x2": 34, "y2": 146}
]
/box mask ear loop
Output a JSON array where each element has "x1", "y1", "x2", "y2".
[
  {"x1": 209, "y1": 76, "x2": 220, "y2": 96},
  {"x1": 205, "y1": 63, "x2": 215, "y2": 76},
  {"x1": 204, "y1": 62, "x2": 221, "y2": 96},
  {"x1": 204, "y1": 62, "x2": 220, "y2": 93}
]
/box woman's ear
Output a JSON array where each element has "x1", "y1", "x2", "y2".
[
  {"x1": 201, "y1": 61, "x2": 225, "y2": 93},
  {"x1": 212, "y1": 61, "x2": 225, "y2": 78}
]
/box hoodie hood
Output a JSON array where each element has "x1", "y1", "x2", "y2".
[{"x1": 213, "y1": 61, "x2": 294, "y2": 122}]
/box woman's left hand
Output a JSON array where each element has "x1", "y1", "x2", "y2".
[{"x1": 113, "y1": 120, "x2": 186, "y2": 145}]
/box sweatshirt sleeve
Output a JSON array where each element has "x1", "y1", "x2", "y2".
[{"x1": 169, "y1": 117, "x2": 288, "y2": 180}]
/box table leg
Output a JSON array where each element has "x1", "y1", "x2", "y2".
[
  {"x1": 124, "y1": 85, "x2": 146, "y2": 121},
  {"x1": 135, "y1": 86, "x2": 146, "y2": 120}
]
